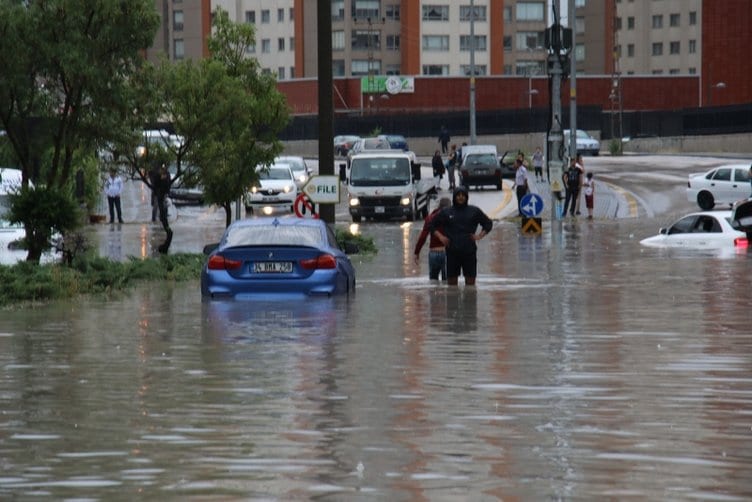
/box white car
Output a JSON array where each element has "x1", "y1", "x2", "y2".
[
  {"x1": 244, "y1": 163, "x2": 297, "y2": 214},
  {"x1": 686, "y1": 164, "x2": 751, "y2": 210},
  {"x1": 563, "y1": 129, "x2": 600, "y2": 156},
  {"x1": 276, "y1": 155, "x2": 310, "y2": 190},
  {"x1": 640, "y1": 210, "x2": 748, "y2": 249}
]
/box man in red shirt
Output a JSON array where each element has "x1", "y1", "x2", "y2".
[{"x1": 414, "y1": 197, "x2": 451, "y2": 281}]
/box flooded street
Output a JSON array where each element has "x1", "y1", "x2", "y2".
[{"x1": 2, "y1": 216, "x2": 752, "y2": 500}]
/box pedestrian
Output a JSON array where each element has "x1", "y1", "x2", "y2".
[
  {"x1": 513, "y1": 157, "x2": 529, "y2": 217},
  {"x1": 431, "y1": 150, "x2": 445, "y2": 182},
  {"x1": 457, "y1": 141, "x2": 467, "y2": 167},
  {"x1": 438, "y1": 126, "x2": 450, "y2": 154},
  {"x1": 414, "y1": 197, "x2": 451, "y2": 281},
  {"x1": 430, "y1": 186, "x2": 493, "y2": 286},
  {"x1": 562, "y1": 157, "x2": 582, "y2": 217},
  {"x1": 104, "y1": 167, "x2": 124, "y2": 224},
  {"x1": 446, "y1": 144, "x2": 458, "y2": 190},
  {"x1": 154, "y1": 163, "x2": 171, "y2": 227},
  {"x1": 532, "y1": 146, "x2": 544, "y2": 182},
  {"x1": 575, "y1": 154, "x2": 586, "y2": 215},
  {"x1": 583, "y1": 171, "x2": 595, "y2": 219}
]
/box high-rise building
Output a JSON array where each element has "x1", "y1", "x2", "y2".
[{"x1": 145, "y1": 0, "x2": 212, "y2": 62}]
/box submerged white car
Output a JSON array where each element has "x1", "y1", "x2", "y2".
[
  {"x1": 640, "y1": 210, "x2": 748, "y2": 249},
  {"x1": 686, "y1": 164, "x2": 751, "y2": 210},
  {"x1": 244, "y1": 163, "x2": 297, "y2": 215}
]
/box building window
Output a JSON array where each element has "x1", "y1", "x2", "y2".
[
  {"x1": 246, "y1": 43, "x2": 256, "y2": 54},
  {"x1": 652, "y1": 15, "x2": 662, "y2": 28},
  {"x1": 503, "y1": 36, "x2": 512, "y2": 51},
  {"x1": 461, "y1": 65, "x2": 487, "y2": 76},
  {"x1": 627, "y1": 17, "x2": 634, "y2": 29},
  {"x1": 652, "y1": 70, "x2": 663, "y2": 75},
  {"x1": 670, "y1": 41, "x2": 680, "y2": 54},
  {"x1": 278, "y1": 37, "x2": 285, "y2": 51},
  {"x1": 460, "y1": 35, "x2": 487, "y2": 51},
  {"x1": 353, "y1": 0, "x2": 380, "y2": 19},
  {"x1": 278, "y1": 67, "x2": 285, "y2": 79},
  {"x1": 173, "y1": 39, "x2": 184, "y2": 60},
  {"x1": 516, "y1": 61, "x2": 542, "y2": 75},
  {"x1": 503, "y1": 64, "x2": 513, "y2": 75},
  {"x1": 422, "y1": 64, "x2": 449, "y2": 75},
  {"x1": 669, "y1": 69, "x2": 679, "y2": 74},
  {"x1": 503, "y1": 6, "x2": 512, "y2": 22},
  {"x1": 290, "y1": 66, "x2": 295, "y2": 78},
  {"x1": 575, "y1": 43, "x2": 585, "y2": 62},
  {"x1": 290, "y1": 37, "x2": 294, "y2": 49},
  {"x1": 386, "y1": 34, "x2": 400, "y2": 50},
  {"x1": 422, "y1": 35, "x2": 450, "y2": 51},
  {"x1": 385, "y1": 64, "x2": 400, "y2": 75},
  {"x1": 422, "y1": 5, "x2": 449, "y2": 21},
  {"x1": 651, "y1": 42, "x2": 662, "y2": 56},
  {"x1": 262, "y1": 39, "x2": 271, "y2": 53},
  {"x1": 688, "y1": 39, "x2": 696, "y2": 53},
  {"x1": 173, "y1": 10, "x2": 183, "y2": 31},
  {"x1": 290, "y1": 8, "x2": 294, "y2": 20},
  {"x1": 278, "y1": 8, "x2": 284, "y2": 22},
  {"x1": 245, "y1": 10, "x2": 255, "y2": 24},
  {"x1": 516, "y1": 2, "x2": 545, "y2": 21},
  {"x1": 333, "y1": 60, "x2": 345, "y2": 76},
  {"x1": 352, "y1": 30, "x2": 380, "y2": 50},
  {"x1": 261, "y1": 10, "x2": 270, "y2": 23},
  {"x1": 670, "y1": 13, "x2": 680, "y2": 26},
  {"x1": 578, "y1": 16, "x2": 586, "y2": 33},
  {"x1": 688, "y1": 67, "x2": 696, "y2": 74},
  {"x1": 689, "y1": 11, "x2": 697, "y2": 25},
  {"x1": 627, "y1": 44, "x2": 634, "y2": 57},
  {"x1": 460, "y1": 5, "x2": 486, "y2": 21},
  {"x1": 516, "y1": 31, "x2": 543, "y2": 50},
  {"x1": 386, "y1": 4, "x2": 400, "y2": 20},
  {"x1": 332, "y1": 1, "x2": 344, "y2": 21},
  {"x1": 352, "y1": 59, "x2": 381, "y2": 75},
  {"x1": 575, "y1": 0, "x2": 586, "y2": 6}
]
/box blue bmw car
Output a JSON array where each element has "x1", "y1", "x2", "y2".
[{"x1": 201, "y1": 218, "x2": 357, "y2": 299}]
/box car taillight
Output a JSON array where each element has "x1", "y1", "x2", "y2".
[
  {"x1": 300, "y1": 254, "x2": 337, "y2": 270},
  {"x1": 207, "y1": 255, "x2": 242, "y2": 270},
  {"x1": 734, "y1": 237, "x2": 749, "y2": 248}
]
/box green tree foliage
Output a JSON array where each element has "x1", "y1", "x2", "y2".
[{"x1": 0, "y1": 0, "x2": 159, "y2": 262}]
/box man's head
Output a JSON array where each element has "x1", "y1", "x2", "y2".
[
  {"x1": 109, "y1": 168, "x2": 117, "y2": 177},
  {"x1": 452, "y1": 186, "x2": 469, "y2": 207}
]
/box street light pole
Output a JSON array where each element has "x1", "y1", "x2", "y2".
[{"x1": 469, "y1": 0, "x2": 477, "y2": 144}]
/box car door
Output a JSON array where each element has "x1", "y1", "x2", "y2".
[
  {"x1": 708, "y1": 167, "x2": 735, "y2": 203},
  {"x1": 732, "y1": 167, "x2": 751, "y2": 202}
]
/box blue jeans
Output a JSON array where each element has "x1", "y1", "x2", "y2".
[{"x1": 428, "y1": 250, "x2": 447, "y2": 281}]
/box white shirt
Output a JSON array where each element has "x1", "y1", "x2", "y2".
[
  {"x1": 515, "y1": 165, "x2": 528, "y2": 187},
  {"x1": 104, "y1": 175, "x2": 123, "y2": 198}
]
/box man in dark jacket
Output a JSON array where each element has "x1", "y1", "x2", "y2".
[{"x1": 429, "y1": 186, "x2": 493, "y2": 286}]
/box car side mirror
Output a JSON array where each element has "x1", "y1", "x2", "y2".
[{"x1": 203, "y1": 243, "x2": 219, "y2": 255}]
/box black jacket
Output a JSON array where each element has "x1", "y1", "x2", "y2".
[{"x1": 430, "y1": 187, "x2": 492, "y2": 255}]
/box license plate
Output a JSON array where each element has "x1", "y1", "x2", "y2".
[
  {"x1": 375, "y1": 206, "x2": 385, "y2": 214},
  {"x1": 253, "y1": 261, "x2": 293, "y2": 273},
  {"x1": 262, "y1": 196, "x2": 279, "y2": 202},
  {"x1": 474, "y1": 168, "x2": 488, "y2": 174}
]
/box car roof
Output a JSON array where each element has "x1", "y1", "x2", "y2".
[
  {"x1": 350, "y1": 151, "x2": 412, "y2": 159},
  {"x1": 461, "y1": 145, "x2": 498, "y2": 154}
]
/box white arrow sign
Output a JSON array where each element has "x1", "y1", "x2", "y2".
[{"x1": 302, "y1": 175, "x2": 340, "y2": 204}]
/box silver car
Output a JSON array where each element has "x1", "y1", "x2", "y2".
[{"x1": 686, "y1": 164, "x2": 751, "y2": 210}]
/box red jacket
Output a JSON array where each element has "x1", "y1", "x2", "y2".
[{"x1": 414, "y1": 208, "x2": 445, "y2": 255}]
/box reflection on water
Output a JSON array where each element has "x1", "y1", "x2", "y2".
[{"x1": 1, "y1": 220, "x2": 752, "y2": 499}]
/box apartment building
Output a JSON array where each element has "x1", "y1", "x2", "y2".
[{"x1": 144, "y1": 0, "x2": 211, "y2": 62}]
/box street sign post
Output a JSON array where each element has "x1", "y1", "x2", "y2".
[
  {"x1": 302, "y1": 175, "x2": 340, "y2": 204},
  {"x1": 520, "y1": 193, "x2": 544, "y2": 218}
]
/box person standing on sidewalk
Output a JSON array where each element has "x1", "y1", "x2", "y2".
[
  {"x1": 446, "y1": 144, "x2": 458, "y2": 190},
  {"x1": 574, "y1": 154, "x2": 586, "y2": 215},
  {"x1": 532, "y1": 146, "x2": 544, "y2": 182},
  {"x1": 430, "y1": 186, "x2": 493, "y2": 287},
  {"x1": 104, "y1": 168, "x2": 124, "y2": 224},
  {"x1": 414, "y1": 197, "x2": 451, "y2": 281},
  {"x1": 583, "y1": 172, "x2": 595, "y2": 219},
  {"x1": 513, "y1": 158, "x2": 529, "y2": 217},
  {"x1": 562, "y1": 157, "x2": 581, "y2": 217}
]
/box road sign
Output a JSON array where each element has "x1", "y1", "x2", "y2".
[
  {"x1": 521, "y1": 217, "x2": 542, "y2": 234},
  {"x1": 302, "y1": 175, "x2": 340, "y2": 204},
  {"x1": 294, "y1": 193, "x2": 319, "y2": 219},
  {"x1": 520, "y1": 193, "x2": 544, "y2": 218}
]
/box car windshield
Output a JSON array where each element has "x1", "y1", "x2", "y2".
[
  {"x1": 225, "y1": 225, "x2": 323, "y2": 247},
  {"x1": 576, "y1": 130, "x2": 590, "y2": 139},
  {"x1": 280, "y1": 158, "x2": 306, "y2": 173},
  {"x1": 259, "y1": 165, "x2": 293, "y2": 180},
  {"x1": 466, "y1": 154, "x2": 496, "y2": 165},
  {"x1": 362, "y1": 138, "x2": 390, "y2": 149},
  {"x1": 349, "y1": 157, "x2": 411, "y2": 186}
]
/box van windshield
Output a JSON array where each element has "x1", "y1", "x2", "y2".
[{"x1": 349, "y1": 158, "x2": 411, "y2": 186}]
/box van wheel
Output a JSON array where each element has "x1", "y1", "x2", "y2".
[{"x1": 697, "y1": 191, "x2": 714, "y2": 211}]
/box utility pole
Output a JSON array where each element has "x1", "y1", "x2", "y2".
[
  {"x1": 317, "y1": 0, "x2": 334, "y2": 223},
  {"x1": 545, "y1": 0, "x2": 571, "y2": 222},
  {"x1": 568, "y1": 0, "x2": 577, "y2": 160},
  {"x1": 469, "y1": 0, "x2": 477, "y2": 144}
]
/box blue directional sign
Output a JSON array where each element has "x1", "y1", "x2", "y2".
[{"x1": 520, "y1": 193, "x2": 544, "y2": 218}]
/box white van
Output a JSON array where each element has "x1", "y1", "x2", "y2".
[{"x1": 458, "y1": 144, "x2": 503, "y2": 190}]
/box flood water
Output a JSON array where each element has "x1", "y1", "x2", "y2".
[{"x1": 1, "y1": 218, "x2": 752, "y2": 500}]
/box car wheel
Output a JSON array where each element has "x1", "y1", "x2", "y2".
[{"x1": 697, "y1": 191, "x2": 715, "y2": 211}]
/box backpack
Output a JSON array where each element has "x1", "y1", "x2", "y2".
[{"x1": 567, "y1": 166, "x2": 580, "y2": 187}]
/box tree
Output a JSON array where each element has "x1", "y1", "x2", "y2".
[{"x1": 0, "y1": 0, "x2": 159, "y2": 262}]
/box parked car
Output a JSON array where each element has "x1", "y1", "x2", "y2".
[
  {"x1": 276, "y1": 155, "x2": 311, "y2": 190},
  {"x1": 201, "y1": 217, "x2": 358, "y2": 298},
  {"x1": 378, "y1": 134, "x2": 409, "y2": 151},
  {"x1": 244, "y1": 163, "x2": 298, "y2": 214},
  {"x1": 640, "y1": 210, "x2": 748, "y2": 249},
  {"x1": 563, "y1": 129, "x2": 600, "y2": 156},
  {"x1": 686, "y1": 163, "x2": 751, "y2": 210},
  {"x1": 169, "y1": 180, "x2": 204, "y2": 205},
  {"x1": 458, "y1": 145, "x2": 503, "y2": 190},
  {"x1": 334, "y1": 135, "x2": 360, "y2": 156}
]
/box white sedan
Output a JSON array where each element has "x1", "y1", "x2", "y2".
[
  {"x1": 244, "y1": 163, "x2": 298, "y2": 215},
  {"x1": 686, "y1": 163, "x2": 751, "y2": 210},
  {"x1": 640, "y1": 210, "x2": 748, "y2": 249}
]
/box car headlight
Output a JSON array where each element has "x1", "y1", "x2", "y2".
[
  {"x1": 297, "y1": 174, "x2": 308, "y2": 184},
  {"x1": 251, "y1": 186, "x2": 259, "y2": 194},
  {"x1": 400, "y1": 196, "x2": 412, "y2": 206},
  {"x1": 283, "y1": 184, "x2": 294, "y2": 193},
  {"x1": 349, "y1": 197, "x2": 360, "y2": 207}
]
